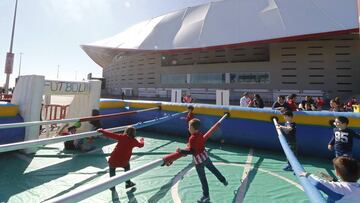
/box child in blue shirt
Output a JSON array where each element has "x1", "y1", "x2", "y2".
[
  {"x1": 328, "y1": 116, "x2": 360, "y2": 157},
  {"x1": 300, "y1": 156, "x2": 360, "y2": 202}
]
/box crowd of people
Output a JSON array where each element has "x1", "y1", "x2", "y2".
[{"x1": 239, "y1": 92, "x2": 358, "y2": 112}]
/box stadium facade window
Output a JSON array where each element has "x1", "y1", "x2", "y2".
[
  {"x1": 230, "y1": 72, "x2": 270, "y2": 84},
  {"x1": 190, "y1": 73, "x2": 225, "y2": 84},
  {"x1": 161, "y1": 74, "x2": 187, "y2": 84}
]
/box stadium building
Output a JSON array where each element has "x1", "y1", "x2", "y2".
[{"x1": 82, "y1": 0, "x2": 360, "y2": 103}]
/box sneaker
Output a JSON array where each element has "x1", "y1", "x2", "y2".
[
  {"x1": 283, "y1": 164, "x2": 293, "y2": 171},
  {"x1": 197, "y1": 196, "x2": 210, "y2": 203},
  {"x1": 222, "y1": 180, "x2": 228, "y2": 186},
  {"x1": 125, "y1": 181, "x2": 136, "y2": 189}
]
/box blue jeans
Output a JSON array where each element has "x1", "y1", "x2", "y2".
[{"x1": 195, "y1": 158, "x2": 226, "y2": 197}]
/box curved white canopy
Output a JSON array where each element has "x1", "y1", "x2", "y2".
[{"x1": 82, "y1": 0, "x2": 359, "y2": 67}]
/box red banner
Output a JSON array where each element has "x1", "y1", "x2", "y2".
[{"x1": 4, "y1": 52, "x2": 14, "y2": 74}]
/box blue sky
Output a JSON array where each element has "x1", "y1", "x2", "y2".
[{"x1": 0, "y1": 0, "x2": 213, "y2": 87}]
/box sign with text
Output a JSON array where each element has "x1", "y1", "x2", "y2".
[
  {"x1": 44, "y1": 80, "x2": 90, "y2": 95},
  {"x1": 4, "y1": 52, "x2": 14, "y2": 74}
]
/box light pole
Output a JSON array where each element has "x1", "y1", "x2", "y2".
[
  {"x1": 17, "y1": 52, "x2": 23, "y2": 78},
  {"x1": 4, "y1": 0, "x2": 19, "y2": 94},
  {"x1": 57, "y1": 65, "x2": 60, "y2": 79}
]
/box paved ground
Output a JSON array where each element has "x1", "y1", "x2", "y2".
[{"x1": 0, "y1": 131, "x2": 337, "y2": 203}]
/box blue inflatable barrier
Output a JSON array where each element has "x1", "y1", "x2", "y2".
[
  {"x1": 99, "y1": 100, "x2": 360, "y2": 160},
  {"x1": 0, "y1": 114, "x2": 25, "y2": 145}
]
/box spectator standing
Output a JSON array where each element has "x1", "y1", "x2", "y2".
[
  {"x1": 299, "y1": 96, "x2": 315, "y2": 110},
  {"x1": 329, "y1": 99, "x2": 343, "y2": 112},
  {"x1": 240, "y1": 92, "x2": 251, "y2": 107},
  {"x1": 315, "y1": 97, "x2": 325, "y2": 110},
  {"x1": 272, "y1": 95, "x2": 290, "y2": 112},
  {"x1": 183, "y1": 94, "x2": 193, "y2": 103},
  {"x1": 344, "y1": 97, "x2": 357, "y2": 112},
  {"x1": 286, "y1": 94, "x2": 298, "y2": 111},
  {"x1": 253, "y1": 94, "x2": 264, "y2": 108},
  {"x1": 304, "y1": 103, "x2": 313, "y2": 111}
]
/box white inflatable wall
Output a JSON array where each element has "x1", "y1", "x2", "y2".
[
  {"x1": 11, "y1": 76, "x2": 102, "y2": 151},
  {"x1": 11, "y1": 75, "x2": 45, "y2": 152},
  {"x1": 66, "y1": 80, "x2": 101, "y2": 132}
]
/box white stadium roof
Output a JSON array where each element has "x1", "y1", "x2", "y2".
[{"x1": 82, "y1": 0, "x2": 359, "y2": 68}]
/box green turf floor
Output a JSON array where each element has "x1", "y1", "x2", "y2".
[{"x1": 0, "y1": 131, "x2": 340, "y2": 203}]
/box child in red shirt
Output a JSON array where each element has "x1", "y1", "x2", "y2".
[
  {"x1": 186, "y1": 105, "x2": 194, "y2": 123},
  {"x1": 177, "y1": 118, "x2": 228, "y2": 203},
  {"x1": 315, "y1": 97, "x2": 325, "y2": 110},
  {"x1": 97, "y1": 127, "x2": 144, "y2": 191},
  {"x1": 286, "y1": 94, "x2": 298, "y2": 111},
  {"x1": 186, "y1": 105, "x2": 194, "y2": 137}
]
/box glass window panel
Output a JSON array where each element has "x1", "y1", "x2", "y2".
[
  {"x1": 161, "y1": 74, "x2": 187, "y2": 84},
  {"x1": 231, "y1": 72, "x2": 270, "y2": 84},
  {"x1": 190, "y1": 73, "x2": 225, "y2": 84}
]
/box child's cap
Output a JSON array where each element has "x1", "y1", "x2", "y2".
[{"x1": 73, "y1": 121, "x2": 82, "y2": 128}]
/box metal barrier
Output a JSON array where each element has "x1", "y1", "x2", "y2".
[
  {"x1": 43, "y1": 104, "x2": 69, "y2": 120},
  {"x1": 0, "y1": 107, "x2": 159, "y2": 130},
  {"x1": 45, "y1": 159, "x2": 165, "y2": 203},
  {"x1": 272, "y1": 118, "x2": 325, "y2": 203},
  {"x1": 0, "y1": 111, "x2": 186, "y2": 153},
  {"x1": 42, "y1": 104, "x2": 69, "y2": 131}
]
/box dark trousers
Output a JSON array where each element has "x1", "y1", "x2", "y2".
[
  {"x1": 335, "y1": 150, "x2": 352, "y2": 158},
  {"x1": 287, "y1": 141, "x2": 297, "y2": 165},
  {"x1": 195, "y1": 158, "x2": 226, "y2": 198},
  {"x1": 109, "y1": 164, "x2": 131, "y2": 190}
]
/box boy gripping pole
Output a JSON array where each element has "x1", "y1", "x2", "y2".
[
  {"x1": 275, "y1": 111, "x2": 297, "y2": 171},
  {"x1": 176, "y1": 118, "x2": 228, "y2": 203},
  {"x1": 97, "y1": 127, "x2": 144, "y2": 191},
  {"x1": 300, "y1": 156, "x2": 360, "y2": 202}
]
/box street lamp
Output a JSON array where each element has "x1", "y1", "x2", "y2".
[
  {"x1": 57, "y1": 65, "x2": 60, "y2": 79},
  {"x1": 3, "y1": 0, "x2": 19, "y2": 94}
]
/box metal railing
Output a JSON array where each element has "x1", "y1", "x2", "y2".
[
  {"x1": 0, "y1": 107, "x2": 159, "y2": 130},
  {"x1": 0, "y1": 110, "x2": 185, "y2": 153}
]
